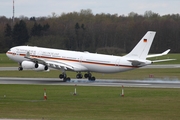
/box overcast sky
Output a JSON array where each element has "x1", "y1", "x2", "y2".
[{"x1": 1, "y1": 0, "x2": 180, "y2": 18}]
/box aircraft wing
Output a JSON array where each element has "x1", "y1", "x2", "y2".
[
  {"x1": 147, "y1": 49, "x2": 170, "y2": 58},
  {"x1": 45, "y1": 60, "x2": 88, "y2": 71},
  {"x1": 46, "y1": 60, "x2": 75, "y2": 70},
  {"x1": 24, "y1": 52, "x2": 87, "y2": 71}
]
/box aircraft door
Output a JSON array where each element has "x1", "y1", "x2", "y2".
[
  {"x1": 115, "y1": 59, "x2": 120, "y2": 66},
  {"x1": 79, "y1": 56, "x2": 83, "y2": 63},
  {"x1": 37, "y1": 50, "x2": 42, "y2": 57}
]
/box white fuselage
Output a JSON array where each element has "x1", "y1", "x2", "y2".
[{"x1": 6, "y1": 46, "x2": 140, "y2": 73}]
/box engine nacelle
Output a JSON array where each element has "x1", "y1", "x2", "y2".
[
  {"x1": 34, "y1": 64, "x2": 49, "y2": 71},
  {"x1": 21, "y1": 61, "x2": 49, "y2": 71},
  {"x1": 21, "y1": 61, "x2": 38, "y2": 69}
]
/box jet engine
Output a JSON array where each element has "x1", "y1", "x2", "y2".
[
  {"x1": 21, "y1": 61, "x2": 38, "y2": 69},
  {"x1": 34, "y1": 64, "x2": 49, "y2": 71},
  {"x1": 21, "y1": 61, "x2": 49, "y2": 71}
]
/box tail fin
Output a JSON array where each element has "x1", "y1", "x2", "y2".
[{"x1": 125, "y1": 31, "x2": 156, "y2": 60}]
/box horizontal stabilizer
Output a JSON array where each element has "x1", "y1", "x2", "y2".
[
  {"x1": 147, "y1": 49, "x2": 170, "y2": 58},
  {"x1": 152, "y1": 59, "x2": 176, "y2": 63}
]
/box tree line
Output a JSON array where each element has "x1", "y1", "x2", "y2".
[{"x1": 0, "y1": 9, "x2": 180, "y2": 55}]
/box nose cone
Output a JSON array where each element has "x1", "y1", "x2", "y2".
[{"x1": 6, "y1": 49, "x2": 13, "y2": 59}]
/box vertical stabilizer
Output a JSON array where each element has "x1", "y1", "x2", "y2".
[{"x1": 125, "y1": 31, "x2": 156, "y2": 60}]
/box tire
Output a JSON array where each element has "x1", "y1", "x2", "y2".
[
  {"x1": 63, "y1": 77, "x2": 71, "y2": 82},
  {"x1": 66, "y1": 77, "x2": 71, "y2": 81},
  {"x1": 84, "y1": 73, "x2": 89, "y2": 78},
  {"x1": 91, "y1": 76, "x2": 96, "y2": 81},
  {"x1": 76, "y1": 74, "x2": 83, "y2": 79},
  {"x1": 18, "y1": 67, "x2": 23, "y2": 71},
  {"x1": 88, "y1": 76, "x2": 96, "y2": 81},
  {"x1": 59, "y1": 74, "x2": 64, "y2": 79}
]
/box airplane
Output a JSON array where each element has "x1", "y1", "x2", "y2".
[{"x1": 6, "y1": 31, "x2": 174, "y2": 82}]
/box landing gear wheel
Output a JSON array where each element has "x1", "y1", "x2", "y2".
[
  {"x1": 59, "y1": 73, "x2": 71, "y2": 82},
  {"x1": 18, "y1": 67, "x2": 23, "y2": 71},
  {"x1": 76, "y1": 73, "x2": 83, "y2": 79},
  {"x1": 84, "y1": 73, "x2": 92, "y2": 78},
  {"x1": 63, "y1": 78, "x2": 67, "y2": 82},
  {"x1": 63, "y1": 77, "x2": 71, "y2": 82},
  {"x1": 66, "y1": 77, "x2": 71, "y2": 81},
  {"x1": 84, "y1": 73, "x2": 89, "y2": 78},
  {"x1": 88, "y1": 76, "x2": 96, "y2": 81},
  {"x1": 59, "y1": 74, "x2": 66, "y2": 79}
]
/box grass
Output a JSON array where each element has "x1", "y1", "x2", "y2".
[{"x1": 0, "y1": 85, "x2": 180, "y2": 120}]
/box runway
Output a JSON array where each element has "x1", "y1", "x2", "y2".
[{"x1": 0, "y1": 77, "x2": 180, "y2": 88}]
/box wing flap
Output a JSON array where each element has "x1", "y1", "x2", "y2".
[
  {"x1": 46, "y1": 61, "x2": 74, "y2": 70},
  {"x1": 46, "y1": 60, "x2": 88, "y2": 71}
]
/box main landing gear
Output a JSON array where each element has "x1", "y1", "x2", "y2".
[
  {"x1": 84, "y1": 72, "x2": 96, "y2": 81},
  {"x1": 59, "y1": 72, "x2": 71, "y2": 82},
  {"x1": 59, "y1": 72, "x2": 96, "y2": 82}
]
